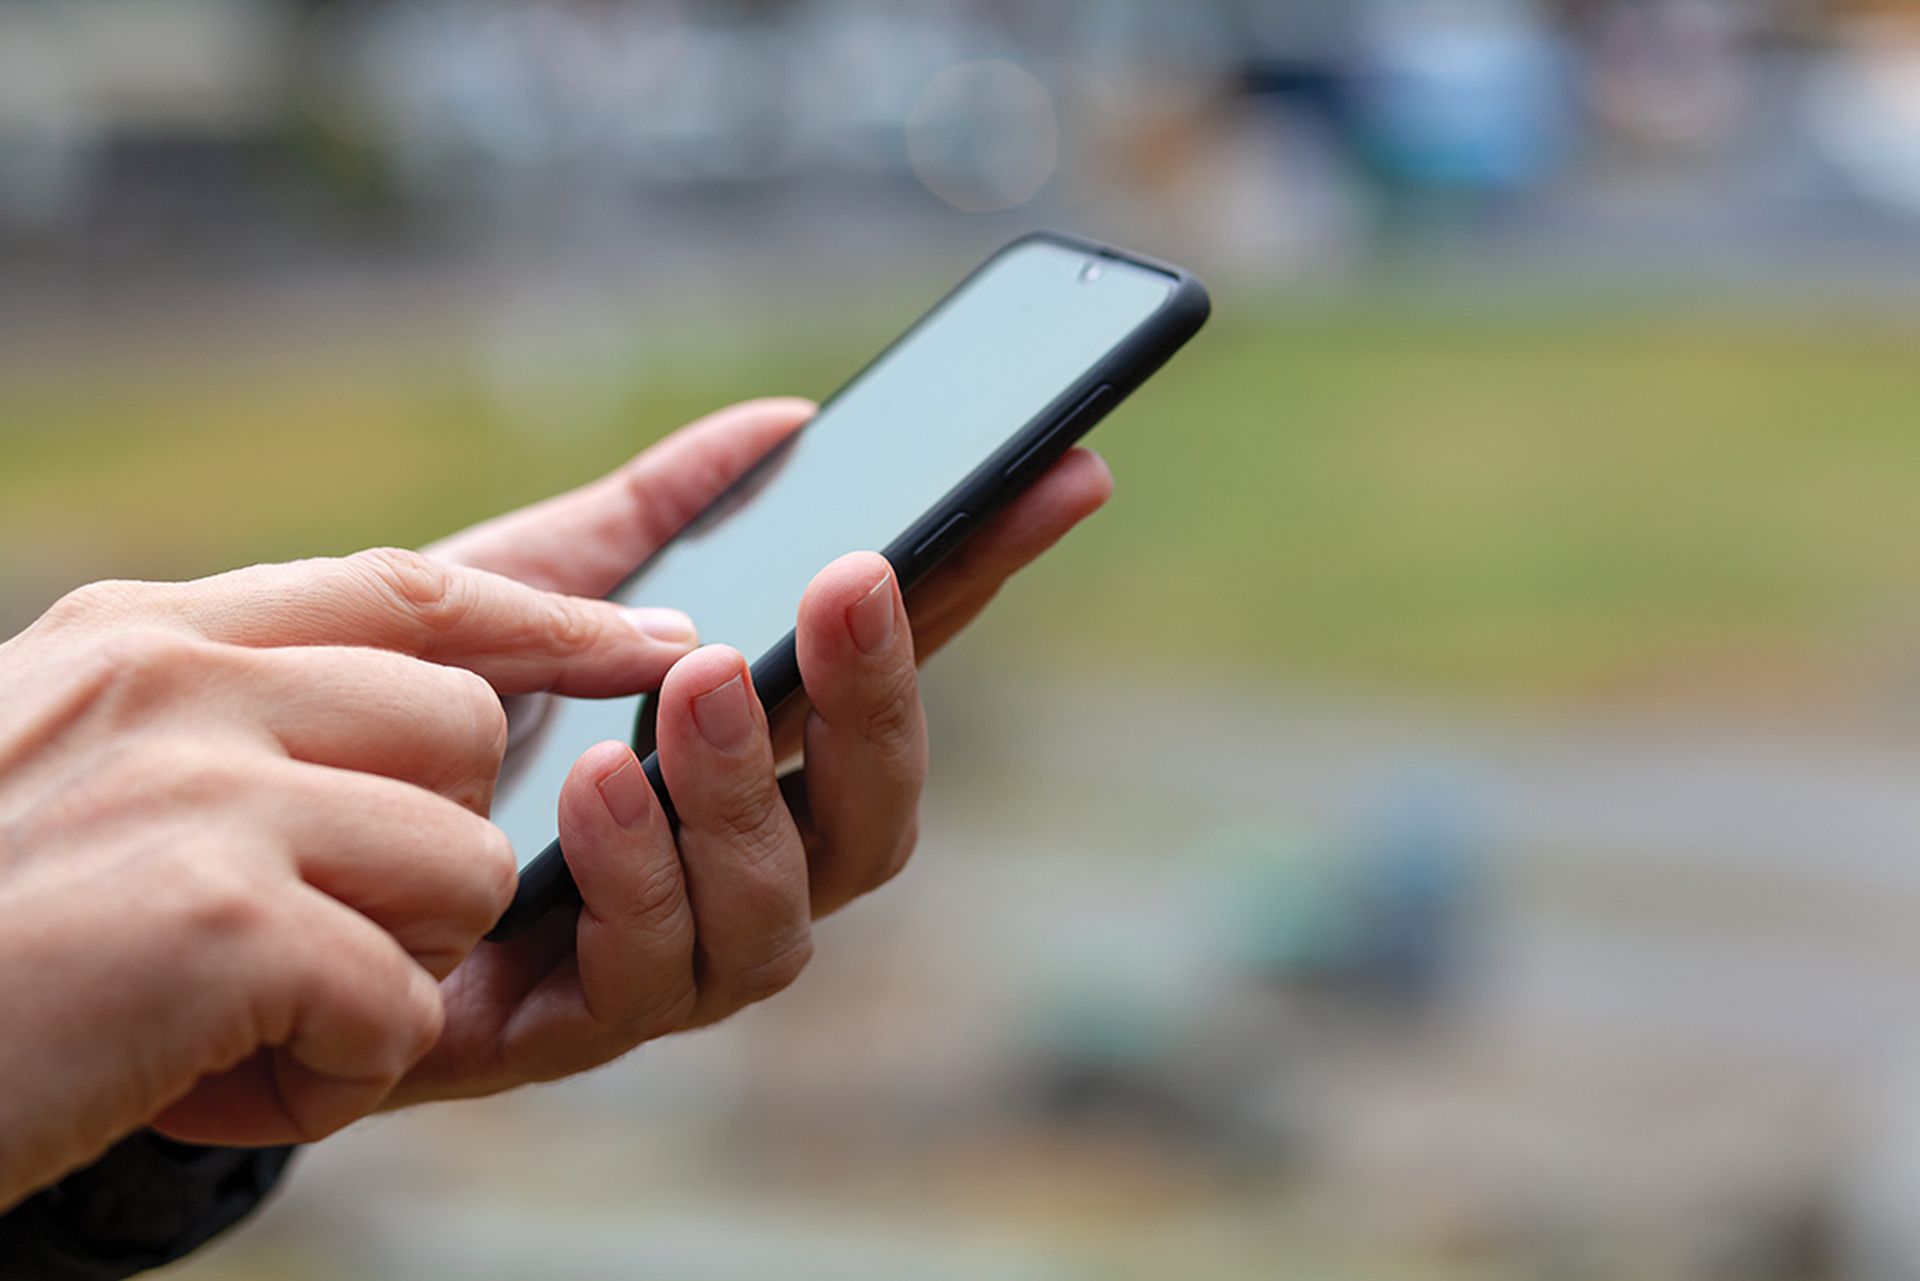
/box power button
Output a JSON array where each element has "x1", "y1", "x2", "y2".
[{"x1": 911, "y1": 512, "x2": 972, "y2": 566}]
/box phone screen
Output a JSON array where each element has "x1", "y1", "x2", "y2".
[{"x1": 492, "y1": 239, "x2": 1176, "y2": 869}]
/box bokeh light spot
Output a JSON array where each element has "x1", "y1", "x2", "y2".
[{"x1": 906, "y1": 58, "x2": 1059, "y2": 213}]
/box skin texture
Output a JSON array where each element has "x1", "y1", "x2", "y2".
[{"x1": 0, "y1": 397, "x2": 1113, "y2": 1209}]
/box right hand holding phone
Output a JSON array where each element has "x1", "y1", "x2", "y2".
[
  {"x1": 381, "y1": 549, "x2": 929, "y2": 1107},
  {"x1": 393, "y1": 399, "x2": 1113, "y2": 1106}
]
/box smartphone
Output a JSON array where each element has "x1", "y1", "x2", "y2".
[{"x1": 487, "y1": 231, "x2": 1209, "y2": 938}]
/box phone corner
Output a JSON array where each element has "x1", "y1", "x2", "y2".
[{"x1": 1166, "y1": 273, "x2": 1213, "y2": 340}]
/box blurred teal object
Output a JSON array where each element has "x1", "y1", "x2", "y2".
[
  {"x1": 1194, "y1": 772, "x2": 1486, "y2": 1003},
  {"x1": 1197, "y1": 822, "x2": 1364, "y2": 979}
]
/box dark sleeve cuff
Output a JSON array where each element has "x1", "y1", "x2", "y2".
[{"x1": 0, "y1": 1134, "x2": 295, "y2": 1281}]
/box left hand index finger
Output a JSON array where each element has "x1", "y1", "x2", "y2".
[{"x1": 171, "y1": 548, "x2": 699, "y2": 697}]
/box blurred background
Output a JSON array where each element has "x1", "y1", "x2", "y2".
[{"x1": 5, "y1": 0, "x2": 1920, "y2": 1277}]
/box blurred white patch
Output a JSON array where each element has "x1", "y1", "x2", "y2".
[
  {"x1": 0, "y1": 28, "x2": 92, "y2": 230},
  {"x1": 1805, "y1": 31, "x2": 1920, "y2": 221},
  {"x1": 906, "y1": 59, "x2": 1059, "y2": 213}
]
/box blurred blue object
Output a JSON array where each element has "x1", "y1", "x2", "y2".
[
  {"x1": 1353, "y1": 0, "x2": 1576, "y2": 194},
  {"x1": 1348, "y1": 764, "x2": 1488, "y2": 1005}
]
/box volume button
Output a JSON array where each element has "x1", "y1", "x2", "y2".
[
  {"x1": 1004, "y1": 384, "x2": 1115, "y2": 481},
  {"x1": 911, "y1": 511, "x2": 973, "y2": 565}
]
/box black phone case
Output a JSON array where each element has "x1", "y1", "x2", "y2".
[{"x1": 489, "y1": 231, "x2": 1210, "y2": 939}]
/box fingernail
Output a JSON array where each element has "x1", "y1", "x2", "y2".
[
  {"x1": 596, "y1": 756, "x2": 652, "y2": 830},
  {"x1": 626, "y1": 607, "x2": 698, "y2": 645},
  {"x1": 846, "y1": 571, "x2": 896, "y2": 655},
  {"x1": 692, "y1": 672, "x2": 754, "y2": 751}
]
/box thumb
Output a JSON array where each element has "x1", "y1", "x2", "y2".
[{"x1": 428, "y1": 397, "x2": 815, "y2": 596}]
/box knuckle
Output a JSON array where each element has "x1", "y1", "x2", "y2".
[
  {"x1": 631, "y1": 979, "x2": 699, "y2": 1043},
  {"x1": 728, "y1": 931, "x2": 814, "y2": 1006},
  {"x1": 351, "y1": 547, "x2": 449, "y2": 607},
  {"x1": 708, "y1": 774, "x2": 788, "y2": 860},
  {"x1": 855, "y1": 668, "x2": 925, "y2": 756},
  {"x1": 170, "y1": 852, "x2": 275, "y2": 946},
  {"x1": 82, "y1": 631, "x2": 232, "y2": 721},
  {"x1": 419, "y1": 813, "x2": 518, "y2": 945},
  {"x1": 21, "y1": 737, "x2": 251, "y2": 843},
  {"x1": 164, "y1": 745, "x2": 255, "y2": 806},
  {"x1": 448, "y1": 666, "x2": 511, "y2": 767},
  {"x1": 444, "y1": 777, "x2": 494, "y2": 819},
  {"x1": 622, "y1": 857, "x2": 689, "y2": 933},
  {"x1": 593, "y1": 960, "x2": 699, "y2": 1048},
  {"x1": 408, "y1": 945, "x2": 469, "y2": 982},
  {"x1": 99, "y1": 627, "x2": 208, "y2": 677},
  {"x1": 402, "y1": 975, "x2": 448, "y2": 1062},
  {"x1": 390, "y1": 663, "x2": 509, "y2": 812},
  {"x1": 545, "y1": 598, "x2": 600, "y2": 657},
  {"x1": 473, "y1": 822, "x2": 520, "y2": 920},
  {"x1": 350, "y1": 548, "x2": 469, "y2": 637},
  {"x1": 42, "y1": 579, "x2": 153, "y2": 630}
]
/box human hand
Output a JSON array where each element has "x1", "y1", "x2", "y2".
[
  {"x1": 392, "y1": 398, "x2": 1113, "y2": 1102},
  {"x1": 0, "y1": 552, "x2": 698, "y2": 1207}
]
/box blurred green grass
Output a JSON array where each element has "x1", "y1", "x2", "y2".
[{"x1": 5, "y1": 289, "x2": 1918, "y2": 697}]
